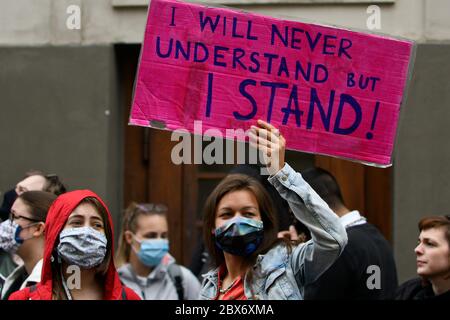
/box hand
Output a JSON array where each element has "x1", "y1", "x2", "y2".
[
  {"x1": 249, "y1": 120, "x2": 286, "y2": 176},
  {"x1": 277, "y1": 225, "x2": 299, "y2": 241},
  {"x1": 278, "y1": 225, "x2": 308, "y2": 243}
]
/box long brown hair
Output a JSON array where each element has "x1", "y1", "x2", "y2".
[
  {"x1": 115, "y1": 202, "x2": 168, "y2": 267},
  {"x1": 203, "y1": 174, "x2": 283, "y2": 271},
  {"x1": 51, "y1": 197, "x2": 113, "y2": 300}
]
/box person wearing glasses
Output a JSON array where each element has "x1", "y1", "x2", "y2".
[
  {"x1": 0, "y1": 171, "x2": 66, "y2": 283},
  {"x1": 0, "y1": 191, "x2": 57, "y2": 299},
  {"x1": 116, "y1": 202, "x2": 201, "y2": 300},
  {"x1": 396, "y1": 215, "x2": 450, "y2": 300}
]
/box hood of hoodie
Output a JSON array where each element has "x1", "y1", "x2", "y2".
[{"x1": 39, "y1": 189, "x2": 123, "y2": 299}]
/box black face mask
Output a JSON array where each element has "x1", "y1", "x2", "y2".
[{"x1": 214, "y1": 216, "x2": 264, "y2": 257}]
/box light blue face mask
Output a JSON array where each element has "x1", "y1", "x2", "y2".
[{"x1": 133, "y1": 237, "x2": 169, "y2": 267}]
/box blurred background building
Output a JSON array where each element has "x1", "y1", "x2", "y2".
[{"x1": 1, "y1": 0, "x2": 449, "y2": 283}]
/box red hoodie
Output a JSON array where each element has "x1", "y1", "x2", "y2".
[{"x1": 9, "y1": 190, "x2": 140, "y2": 300}]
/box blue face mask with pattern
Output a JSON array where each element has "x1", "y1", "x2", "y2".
[
  {"x1": 133, "y1": 237, "x2": 169, "y2": 267},
  {"x1": 0, "y1": 220, "x2": 40, "y2": 254},
  {"x1": 214, "y1": 216, "x2": 264, "y2": 256}
]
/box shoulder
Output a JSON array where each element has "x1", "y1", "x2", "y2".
[
  {"x1": 179, "y1": 265, "x2": 197, "y2": 278},
  {"x1": 348, "y1": 223, "x2": 387, "y2": 239},
  {"x1": 346, "y1": 224, "x2": 391, "y2": 249},
  {"x1": 117, "y1": 263, "x2": 129, "y2": 274},
  {"x1": 346, "y1": 223, "x2": 374, "y2": 237},
  {"x1": 123, "y1": 286, "x2": 141, "y2": 300},
  {"x1": 23, "y1": 260, "x2": 43, "y2": 287},
  {"x1": 179, "y1": 266, "x2": 201, "y2": 285},
  {"x1": 8, "y1": 286, "x2": 31, "y2": 300},
  {"x1": 396, "y1": 278, "x2": 424, "y2": 300},
  {"x1": 259, "y1": 242, "x2": 291, "y2": 269},
  {"x1": 268, "y1": 242, "x2": 291, "y2": 255},
  {"x1": 169, "y1": 264, "x2": 197, "y2": 281},
  {"x1": 117, "y1": 264, "x2": 133, "y2": 281}
]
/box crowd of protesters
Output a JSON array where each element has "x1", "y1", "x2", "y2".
[{"x1": 0, "y1": 120, "x2": 449, "y2": 300}]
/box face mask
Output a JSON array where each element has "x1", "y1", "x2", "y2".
[
  {"x1": 133, "y1": 237, "x2": 169, "y2": 267},
  {"x1": 0, "y1": 220, "x2": 39, "y2": 254},
  {"x1": 57, "y1": 226, "x2": 108, "y2": 269},
  {"x1": 214, "y1": 216, "x2": 264, "y2": 257}
]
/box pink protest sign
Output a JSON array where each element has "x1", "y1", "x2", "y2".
[{"x1": 130, "y1": 0, "x2": 415, "y2": 166}]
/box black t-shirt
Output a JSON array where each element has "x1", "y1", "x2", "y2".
[
  {"x1": 305, "y1": 223, "x2": 398, "y2": 300},
  {"x1": 396, "y1": 278, "x2": 450, "y2": 300}
]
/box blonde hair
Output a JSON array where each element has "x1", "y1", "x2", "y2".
[{"x1": 115, "y1": 202, "x2": 168, "y2": 267}]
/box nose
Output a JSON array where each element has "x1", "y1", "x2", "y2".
[{"x1": 414, "y1": 243, "x2": 423, "y2": 256}]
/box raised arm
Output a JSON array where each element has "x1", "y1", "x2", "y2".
[{"x1": 249, "y1": 120, "x2": 347, "y2": 289}]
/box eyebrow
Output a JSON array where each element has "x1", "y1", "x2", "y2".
[
  {"x1": 68, "y1": 214, "x2": 84, "y2": 220},
  {"x1": 68, "y1": 214, "x2": 103, "y2": 222},
  {"x1": 219, "y1": 206, "x2": 258, "y2": 211}
]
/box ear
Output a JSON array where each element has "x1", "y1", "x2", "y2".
[
  {"x1": 124, "y1": 230, "x2": 134, "y2": 245},
  {"x1": 32, "y1": 222, "x2": 45, "y2": 237}
]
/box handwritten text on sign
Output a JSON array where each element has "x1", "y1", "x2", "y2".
[{"x1": 130, "y1": 0, "x2": 414, "y2": 166}]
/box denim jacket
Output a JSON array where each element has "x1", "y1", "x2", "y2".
[{"x1": 199, "y1": 163, "x2": 348, "y2": 300}]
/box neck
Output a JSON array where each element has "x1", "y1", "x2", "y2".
[
  {"x1": 129, "y1": 252, "x2": 152, "y2": 277},
  {"x1": 63, "y1": 263, "x2": 98, "y2": 287},
  {"x1": 223, "y1": 252, "x2": 247, "y2": 280},
  {"x1": 430, "y1": 276, "x2": 450, "y2": 296},
  {"x1": 334, "y1": 205, "x2": 351, "y2": 218},
  {"x1": 18, "y1": 238, "x2": 44, "y2": 274},
  {"x1": 62, "y1": 263, "x2": 103, "y2": 299}
]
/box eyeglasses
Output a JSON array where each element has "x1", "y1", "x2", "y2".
[{"x1": 10, "y1": 211, "x2": 41, "y2": 223}]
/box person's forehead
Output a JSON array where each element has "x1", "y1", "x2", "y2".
[
  {"x1": 421, "y1": 227, "x2": 447, "y2": 241},
  {"x1": 136, "y1": 214, "x2": 168, "y2": 231},
  {"x1": 218, "y1": 190, "x2": 258, "y2": 208},
  {"x1": 11, "y1": 198, "x2": 30, "y2": 213},
  {"x1": 69, "y1": 202, "x2": 102, "y2": 219},
  {"x1": 19, "y1": 175, "x2": 46, "y2": 189}
]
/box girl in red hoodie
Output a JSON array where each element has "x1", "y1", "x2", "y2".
[{"x1": 9, "y1": 190, "x2": 140, "y2": 300}]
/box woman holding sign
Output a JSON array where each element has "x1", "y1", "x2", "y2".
[{"x1": 199, "y1": 120, "x2": 348, "y2": 300}]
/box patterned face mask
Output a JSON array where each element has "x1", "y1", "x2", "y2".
[
  {"x1": 0, "y1": 219, "x2": 38, "y2": 254},
  {"x1": 214, "y1": 216, "x2": 264, "y2": 257},
  {"x1": 57, "y1": 226, "x2": 108, "y2": 269}
]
